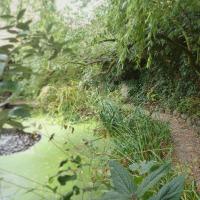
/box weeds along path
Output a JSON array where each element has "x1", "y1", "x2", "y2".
[{"x1": 150, "y1": 111, "x2": 200, "y2": 192}]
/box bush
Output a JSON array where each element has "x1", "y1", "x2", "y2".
[
  {"x1": 38, "y1": 82, "x2": 94, "y2": 121},
  {"x1": 177, "y1": 97, "x2": 200, "y2": 117}
]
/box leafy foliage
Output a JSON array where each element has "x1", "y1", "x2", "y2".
[
  {"x1": 47, "y1": 154, "x2": 83, "y2": 200},
  {"x1": 0, "y1": 8, "x2": 33, "y2": 129},
  {"x1": 106, "y1": 0, "x2": 200, "y2": 73},
  {"x1": 92, "y1": 0, "x2": 200, "y2": 117},
  {"x1": 101, "y1": 160, "x2": 185, "y2": 200}
]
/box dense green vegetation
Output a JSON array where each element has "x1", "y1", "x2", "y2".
[{"x1": 0, "y1": 0, "x2": 200, "y2": 199}]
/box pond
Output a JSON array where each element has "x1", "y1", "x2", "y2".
[{"x1": 0, "y1": 116, "x2": 111, "y2": 200}]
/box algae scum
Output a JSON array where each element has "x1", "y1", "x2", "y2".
[{"x1": 0, "y1": 117, "x2": 110, "y2": 200}]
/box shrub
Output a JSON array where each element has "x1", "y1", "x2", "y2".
[
  {"x1": 177, "y1": 97, "x2": 200, "y2": 117},
  {"x1": 38, "y1": 82, "x2": 94, "y2": 121}
]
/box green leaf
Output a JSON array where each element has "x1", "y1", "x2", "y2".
[
  {"x1": 3, "y1": 37, "x2": 18, "y2": 43},
  {"x1": 25, "y1": 188, "x2": 36, "y2": 194},
  {"x1": 0, "y1": 62, "x2": 7, "y2": 76},
  {"x1": 17, "y1": 20, "x2": 32, "y2": 30},
  {"x1": 17, "y1": 9, "x2": 26, "y2": 20},
  {"x1": 71, "y1": 155, "x2": 81, "y2": 165},
  {"x1": 57, "y1": 174, "x2": 77, "y2": 186},
  {"x1": 9, "y1": 65, "x2": 32, "y2": 76},
  {"x1": 0, "y1": 110, "x2": 9, "y2": 128},
  {"x1": 49, "y1": 50, "x2": 59, "y2": 60},
  {"x1": 17, "y1": 30, "x2": 29, "y2": 37},
  {"x1": 136, "y1": 163, "x2": 171, "y2": 197},
  {"x1": 62, "y1": 47, "x2": 74, "y2": 55},
  {"x1": 7, "y1": 29, "x2": 19, "y2": 34},
  {"x1": 129, "y1": 160, "x2": 157, "y2": 175},
  {"x1": 0, "y1": 81, "x2": 17, "y2": 94},
  {"x1": 46, "y1": 23, "x2": 53, "y2": 32},
  {"x1": 59, "y1": 159, "x2": 68, "y2": 167},
  {"x1": 62, "y1": 186, "x2": 80, "y2": 200},
  {"x1": 62, "y1": 191, "x2": 73, "y2": 200},
  {"x1": 101, "y1": 191, "x2": 133, "y2": 200},
  {"x1": 9, "y1": 106, "x2": 30, "y2": 118},
  {"x1": 0, "y1": 44, "x2": 14, "y2": 53},
  {"x1": 0, "y1": 25, "x2": 14, "y2": 30},
  {"x1": 72, "y1": 186, "x2": 80, "y2": 195},
  {"x1": 150, "y1": 176, "x2": 185, "y2": 200},
  {"x1": 21, "y1": 49, "x2": 36, "y2": 59},
  {"x1": 45, "y1": 185, "x2": 58, "y2": 193},
  {"x1": 109, "y1": 160, "x2": 137, "y2": 194},
  {"x1": 7, "y1": 119, "x2": 24, "y2": 130},
  {"x1": 0, "y1": 15, "x2": 14, "y2": 19}
]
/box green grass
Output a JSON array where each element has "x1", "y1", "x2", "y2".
[{"x1": 99, "y1": 101, "x2": 171, "y2": 161}]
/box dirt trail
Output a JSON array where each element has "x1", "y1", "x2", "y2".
[{"x1": 151, "y1": 111, "x2": 200, "y2": 192}]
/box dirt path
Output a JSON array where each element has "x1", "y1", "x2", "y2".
[{"x1": 151, "y1": 111, "x2": 200, "y2": 192}]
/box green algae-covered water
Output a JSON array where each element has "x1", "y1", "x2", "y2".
[{"x1": 0, "y1": 117, "x2": 111, "y2": 200}]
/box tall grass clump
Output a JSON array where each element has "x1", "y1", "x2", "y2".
[
  {"x1": 99, "y1": 101, "x2": 171, "y2": 161},
  {"x1": 37, "y1": 82, "x2": 96, "y2": 121}
]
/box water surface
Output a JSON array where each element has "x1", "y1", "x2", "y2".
[{"x1": 0, "y1": 117, "x2": 110, "y2": 200}]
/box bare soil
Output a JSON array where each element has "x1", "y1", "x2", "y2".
[{"x1": 151, "y1": 111, "x2": 200, "y2": 192}]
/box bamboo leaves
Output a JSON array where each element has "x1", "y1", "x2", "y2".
[{"x1": 17, "y1": 9, "x2": 26, "y2": 21}]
